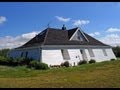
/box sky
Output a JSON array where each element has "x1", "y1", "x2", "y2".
[{"x1": 0, "y1": 2, "x2": 120, "y2": 49}]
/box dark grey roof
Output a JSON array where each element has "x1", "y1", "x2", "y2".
[{"x1": 17, "y1": 27, "x2": 109, "y2": 48}]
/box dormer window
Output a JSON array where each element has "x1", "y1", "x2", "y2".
[
  {"x1": 70, "y1": 30, "x2": 85, "y2": 41},
  {"x1": 77, "y1": 35, "x2": 83, "y2": 41}
]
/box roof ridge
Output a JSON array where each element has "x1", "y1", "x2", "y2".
[
  {"x1": 48, "y1": 27, "x2": 62, "y2": 30},
  {"x1": 69, "y1": 27, "x2": 79, "y2": 40}
]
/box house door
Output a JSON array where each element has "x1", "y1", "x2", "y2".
[{"x1": 80, "y1": 49, "x2": 88, "y2": 61}]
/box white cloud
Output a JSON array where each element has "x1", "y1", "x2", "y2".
[
  {"x1": 106, "y1": 27, "x2": 120, "y2": 33},
  {"x1": 73, "y1": 20, "x2": 90, "y2": 26},
  {"x1": 89, "y1": 33, "x2": 95, "y2": 37},
  {"x1": 94, "y1": 32, "x2": 100, "y2": 35},
  {"x1": 55, "y1": 16, "x2": 71, "y2": 22},
  {"x1": 0, "y1": 31, "x2": 40, "y2": 49},
  {"x1": 0, "y1": 16, "x2": 7, "y2": 24},
  {"x1": 99, "y1": 34, "x2": 120, "y2": 47},
  {"x1": 89, "y1": 32, "x2": 100, "y2": 37},
  {"x1": 21, "y1": 31, "x2": 38, "y2": 39}
]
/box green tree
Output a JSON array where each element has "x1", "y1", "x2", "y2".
[
  {"x1": 0, "y1": 49, "x2": 10, "y2": 57},
  {"x1": 112, "y1": 46, "x2": 120, "y2": 57}
]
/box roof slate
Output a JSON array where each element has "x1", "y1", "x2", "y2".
[{"x1": 18, "y1": 27, "x2": 109, "y2": 48}]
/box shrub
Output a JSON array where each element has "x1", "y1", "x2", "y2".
[
  {"x1": 36, "y1": 62, "x2": 49, "y2": 70},
  {"x1": 14, "y1": 57, "x2": 33, "y2": 66},
  {"x1": 112, "y1": 46, "x2": 120, "y2": 57},
  {"x1": 15, "y1": 57, "x2": 24, "y2": 66},
  {"x1": 60, "y1": 63, "x2": 64, "y2": 67},
  {"x1": 23, "y1": 57, "x2": 33, "y2": 65},
  {"x1": 117, "y1": 58, "x2": 120, "y2": 60},
  {"x1": 0, "y1": 56, "x2": 6, "y2": 61},
  {"x1": 0, "y1": 56, "x2": 8, "y2": 65},
  {"x1": 78, "y1": 60, "x2": 87, "y2": 65},
  {"x1": 61, "y1": 61, "x2": 70, "y2": 67},
  {"x1": 0, "y1": 49, "x2": 10, "y2": 57},
  {"x1": 110, "y1": 58, "x2": 116, "y2": 61},
  {"x1": 0, "y1": 56, "x2": 19, "y2": 66},
  {"x1": 6, "y1": 57, "x2": 16, "y2": 66},
  {"x1": 89, "y1": 59, "x2": 96, "y2": 64},
  {"x1": 28, "y1": 60, "x2": 49, "y2": 70},
  {"x1": 27, "y1": 60, "x2": 38, "y2": 68}
]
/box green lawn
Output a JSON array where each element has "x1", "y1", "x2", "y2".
[{"x1": 0, "y1": 60, "x2": 120, "y2": 88}]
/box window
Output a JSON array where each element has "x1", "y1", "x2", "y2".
[
  {"x1": 21, "y1": 52, "x2": 23, "y2": 57},
  {"x1": 88, "y1": 49, "x2": 94, "y2": 57},
  {"x1": 80, "y1": 50, "x2": 83, "y2": 54},
  {"x1": 76, "y1": 31, "x2": 84, "y2": 41},
  {"x1": 25, "y1": 52, "x2": 28, "y2": 58},
  {"x1": 77, "y1": 36, "x2": 83, "y2": 41},
  {"x1": 102, "y1": 49, "x2": 107, "y2": 56},
  {"x1": 61, "y1": 49, "x2": 70, "y2": 60}
]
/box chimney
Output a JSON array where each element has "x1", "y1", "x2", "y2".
[{"x1": 62, "y1": 24, "x2": 66, "y2": 30}]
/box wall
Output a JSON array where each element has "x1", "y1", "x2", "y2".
[
  {"x1": 42, "y1": 49, "x2": 84, "y2": 66},
  {"x1": 9, "y1": 48, "x2": 41, "y2": 61},
  {"x1": 85, "y1": 48, "x2": 116, "y2": 62},
  {"x1": 42, "y1": 48, "x2": 116, "y2": 66},
  {"x1": 42, "y1": 49, "x2": 63, "y2": 66},
  {"x1": 67, "y1": 49, "x2": 83, "y2": 66},
  {"x1": 9, "y1": 47, "x2": 116, "y2": 66}
]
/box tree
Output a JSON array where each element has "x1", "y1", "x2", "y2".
[
  {"x1": 0, "y1": 49, "x2": 10, "y2": 57},
  {"x1": 112, "y1": 46, "x2": 120, "y2": 57}
]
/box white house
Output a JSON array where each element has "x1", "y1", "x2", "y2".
[{"x1": 8, "y1": 25, "x2": 116, "y2": 66}]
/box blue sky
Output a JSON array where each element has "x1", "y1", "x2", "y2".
[{"x1": 0, "y1": 2, "x2": 120, "y2": 49}]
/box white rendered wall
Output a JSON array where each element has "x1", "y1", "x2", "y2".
[
  {"x1": 42, "y1": 49, "x2": 84, "y2": 66},
  {"x1": 85, "y1": 48, "x2": 116, "y2": 62},
  {"x1": 105, "y1": 48, "x2": 116, "y2": 60},
  {"x1": 42, "y1": 48, "x2": 116, "y2": 66},
  {"x1": 67, "y1": 49, "x2": 83, "y2": 66},
  {"x1": 42, "y1": 49, "x2": 64, "y2": 66},
  {"x1": 9, "y1": 47, "x2": 116, "y2": 66}
]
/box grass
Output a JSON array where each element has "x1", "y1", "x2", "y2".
[{"x1": 0, "y1": 59, "x2": 120, "y2": 88}]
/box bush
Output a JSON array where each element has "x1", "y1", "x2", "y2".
[
  {"x1": 112, "y1": 46, "x2": 120, "y2": 57},
  {"x1": 6, "y1": 57, "x2": 17, "y2": 66},
  {"x1": 0, "y1": 56, "x2": 19, "y2": 66},
  {"x1": 25, "y1": 58, "x2": 32, "y2": 65},
  {"x1": 0, "y1": 56, "x2": 8, "y2": 65},
  {"x1": 0, "y1": 56, "x2": 34, "y2": 67},
  {"x1": 78, "y1": 60, "x2": 87, "y2": 65},
  {"x1": 0, "y1": 56, "x2": 48, "y2": 70},
  {"x1": 117, "y1": 58, "x2": 120, "y2": 60},
  {"x1": 61, "y1": 61, "x2": 70, "y2": 67},
  {"x1": 27, "y1": 60, "x2": 38, "y2": 68},
  {"x1": 0, "y1": 49, "x2": 10, "y2": 57},
  {"x1": 28, "y1": 60, "x2": 49, "y2": 70},
  {"x1": 64, "y1": 61, "x2": 70, "y2": 67},
  {"x1": 60, "y1": 63, "x2": 64, "y2": 67},
  {"x1": 110, "y1": 58, "x2": 116, "y2": 61},
  {"x1": 14, "y1": 57, "x2": 33, "y2": 66},
  {"x1": 36, "y1": 63, "x2": 49, "y2": 70},
  {"x1": 89, "y1": 59, "x2": 96, "y2": 64}
]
